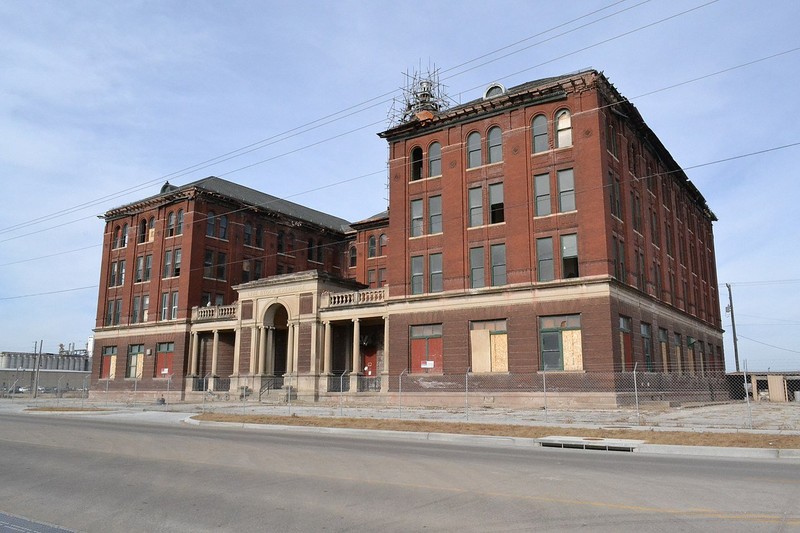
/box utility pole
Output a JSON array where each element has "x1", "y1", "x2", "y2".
[
  {"x1": 33, "y1": 339, "x2": 43, "y2": 398},
  {"x1": 726, "y1": 283, "x2": 740, "y2": 373}
]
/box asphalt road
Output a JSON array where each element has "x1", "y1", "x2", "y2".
[{"x1": 0, "y1": 412, "x2": 798, "y2": 532}]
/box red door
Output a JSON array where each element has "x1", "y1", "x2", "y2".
[{"x1": 362, "y1": 346, "x2": 377, "y2": 376}]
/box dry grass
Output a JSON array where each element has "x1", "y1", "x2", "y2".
[{"x1": 194, "y1": 413, "x2": 800, "y2": 449}]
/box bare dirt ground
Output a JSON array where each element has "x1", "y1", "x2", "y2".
[{"x1": 193, "y1": 412, "x2": 800, "y2": 449}]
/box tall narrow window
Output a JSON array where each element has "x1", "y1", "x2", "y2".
[
  {"x1": 557, "y1": 168, "x2": 575, "y2": 212},
  {"x1": 490, "y1": 243, "x2": 506, "y2": 286},
  {"x1": 534, "y1": 173, "x2": 550, "y2": 216},
  {"x1": 135, "y1": 256, "x2": 144, "y2": 283},
  {"x1": 428, "y1": 142, "x2": 441, "y2": 177},
  {"x1": 410, "y1": 147, "x2": 423, "y2": 181},
  {"x1": 561, "y1": 234, "x2": 579, "y2": 278},
  {"x1": 127, "y1": 345, "x2": 144, "y2": 379},
  {"x1": 606, "y1": 116, "x2": 618, "y2": 157},
  {"x1": 489, "y1": 183, "x2": 504, "y2": 224},
  {"x1": 144, "y1": 255, "x2": 152, "y2": 281},
  {"x1": 277, "y1": 231, "x2": 285, "y2": 253},
  {"x1": 429, "y1": 253, "x2": 443, "y2": 293},
  {"x1": 109, "y1": 262, "x2": 118, "y2": 287},
  {"x1": 132, "y1": 296, "x2": 141, "y2": 324},
  {"x1": 468, "y1": 187, "x2": 483, "y2": 227},
  {"x1": 378, "y1": 234, "x2": 387, "y2": 256},
  {"x1": 532, "y1": 115, "x2": 548, "y2": 153},
  {"x1": 555, "y1": 109, "x2": 572, "y2": 148},
  {"x1": 255, "y1": 225, "x2": 264, "y2": 248},
  {"x1": 348, "y1": 246, "x2": 357, "y2": 267},
  {"x1": 137, "y1": 219, "x2": 147, "y2": 244},
  {"x1": 536, "y1": 237, "x2": 554, "y2": 282},
  {"x1": 368, "y1": 236, "x2": 377, "y2": 258},
  {"x1": 378, "y1": 268, "x2": 386, "y2": 287},
  {"x1": 148, "y1": 217, "x2": 155, "y2": 242},
  {"x1": 615, "y1": 239, "x2": 626, "y2": 282},
  {"x1": 641, "y1": 323, "x2": 653, "y2": 371},
  {"x1": 173, "y1": 248, "x2": 181, "y2": 277},
  {"x1": 155, "y1": 342, "x2": 175, "y2": 378},
  {"x1": 470, "y1": 247, "x2": 484, "y2": 289},
  {"x1": 176, "y1": 210, "x2": 183, "y2": 235},
  {"x1": 411, "y1": 256, "x2": 424, "y2": 295},
  {"x1": 216, "y1": 252, "x2": 227, "y2": 280},
  {"x1": 610, "y1": 172, "x2": 622, "y2": 218},
  {"x1": 171, "y1": 291, "x2": 179, "y2": 320},
  {"x1": 203, "y1": 250, "x2": 214, "y2": 278},
  {"x1": 167, "y1": 212, "x2": 176, "y2": 237},
  {"x1": 467, "y1": 131, "x2": 482, "y2": 168},
  {"x1": 243, "y1": 223, "x2": 253, "y2": 246},
  {"x1": 163, "y1": 250, "x2": 172, "y2": 279},
  {"x1": 410, "y1": 199, "x2": 423, "y2": 237},
  {"x1": 118, "y1": 260, "x2": 126, "y2": 285},
  {"x1": 120, "y1": 224, "x2": 128, "y2": 247},
  {"x1": 160, "y1": 292, "x2": 169, "y2": 321},
  {"x1": 206, "y1": 211, "x2": 215, "y2": 237},
  {"x1": 141, "y1": 295, "x2": 149, "y2": 322},
  {"x1": 428, "y1": 195, "x2": 442, "y2": 234},
  {"x1": 219, "y1": 215, "x2": 228, "y2": 240},
  {"x1": 487, "y1": 127, "x2": 502, "y2": 163},
  {"x1": 367, "y1": 269, "x2": 376, "y2": 288}
]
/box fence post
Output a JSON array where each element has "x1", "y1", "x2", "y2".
[
  {"x1": 339, "y1": 373, "x2": 344, "y2": 418},
  {"x1": 465, "y1": 369, "x2": 470, "y2": 420},
  {"x1": 542, "y1": 368, "x2": 548, "y2": 423},
  {"x1": 633, "y1": 362, "x2": 641, "y2": 425},
  {"x1": 399, "y1": 369, "x2": 407, "y2": 419},
  {"x1": 743, "y1": 359, "x2": 753, "y2": 429}
]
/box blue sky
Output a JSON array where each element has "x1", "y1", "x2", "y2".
[{"x1": 1, "y1": 0, "x2": 798, "y2": 371}]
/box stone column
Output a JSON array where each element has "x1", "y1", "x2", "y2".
[
  {"x1": 265, "y1": 327, "x2": 274, "y2": 375},
  {"x1": 350, "y1": 318, "x2": 361, "y2": 392},
  {"x1": 190, "y1": 332, "x2": 199, "y2": 375},
  {"x1": 286, "y1": 324, "x2": 295, "y2": 374},
  {"x1": 211, "y1": 330, "x2": 219, "y2": 377},
  {"x1": 257, "y1": 327, "x2": 266, "y2": 374},
  {"x1": 323, "y1": 321, "x2": 332, "y2": 375},
  {"x1": 232, "y1": 328, "x2": 241, "y2": 377}
]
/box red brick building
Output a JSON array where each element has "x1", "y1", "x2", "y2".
[{"x1": 92, "y1": 69, "x2": 724, "y2": 402}]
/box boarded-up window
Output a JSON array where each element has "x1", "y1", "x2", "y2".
[
  {"x1": 470, "y1": 320, "x2": 508, "y2": 373},
  {"x1": 100, "y1": 346, "x2": 117, "y2": 379},
  {"x1": 410, "y1": 324, "x2": 443, "y2": 374},
  {"x1": 155, "y1": 342, "x2": 174, "y2": 378},
  {"x1": 540, "y1": 315, "x2": 582, "y2": 371}
]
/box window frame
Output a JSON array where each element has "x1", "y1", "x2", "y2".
[
  {"x1": 428, "y1": 142, "x2": 442, "y2": 177},
  {"x1": 532, "y1": 114, "x2": 548, "y2": 153},
  {"x1": 466, "y1": 131, "x2": 482, "y2": 168},
  {"x1": 487, "y1": 126, "x2": 502, "y2": 163}
]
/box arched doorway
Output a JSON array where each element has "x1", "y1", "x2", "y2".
[{"x1": 264, "y1": 303, "x2": 289, "y2": 376}]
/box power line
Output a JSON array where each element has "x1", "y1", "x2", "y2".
[
  {"x1": 0, "y1": 1, "x2": 696, "y2": 239},
  {"x1": 737, "y1": 334, "x2": 800, "y2": 354}
]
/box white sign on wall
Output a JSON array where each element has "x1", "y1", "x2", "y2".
[{"x1": 421, "y1": 360, "x2": 434, "y2": 369}]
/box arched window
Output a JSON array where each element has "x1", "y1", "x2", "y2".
[
  {"x1": 379, "y1": 234, "x2": 387, "y2": 256},
  {"x1": 243, "y1": 222, "x2": 252, "y2": 246},
  {"x1": 120, "y1": 224, "x2": 128, "y2": 247},
  {"x1": 137, "y1": 219, "x2": 147, "y2": 244},
  {"x1": 532, "y1": 115, "x2": 548, "y2": 153},
  {"x1": 410, "y1": 147, "x2": 423, "y2": 180},
  {"x1": 555, "y1": 109, "x2": 572, "y2": 148},
  {"x1": 167, "y1": 212, "x2": 176, "y2": 237},
  {"x1": 206, "y1": 211, "x2": 215, "y2": 237},
  {"x1": 148, "y1": 217, "x2": 155, "y2": 242},
  {"x1": 219, "y1": 215, "x2": 228, "y2": 239},
  {"x1": 487, "y1": 126, "x2": 503, "y2": 163},
  {"x1": 467, "y1": 131, "x2": 482, "y2": 168},
  {"x1": 348, "y1": 246, "x2": 357, "y2": 268},
  {"x1": 113, "y1": 226, "x2": 121, "y2": 248},
  {"x1": 368, "y1": 236, "x2": 377, "y2": 258},
  {"x1": 176, "y1": 209, "x2": 183, "y2": 235},
  {"x1": 428, "y1": 142, "x2": 441, "y2": 177}
]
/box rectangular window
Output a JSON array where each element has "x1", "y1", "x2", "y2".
[
  {"x1": 201, "y1": 293, "x2": 211, "y2": 307},
  {"x1": 132, "y1": 296, "x2": 141, "y2": 324},
  {"x1": 142, "y1": 295, "x2": 149, "y2": 322},
  {"x1": 610, "y1": 172, "x2": 622, "y2": 218},
  {"x1": 114, "y1": 299, "x2": 122, "y2": 325},
  {"x1": 619, "y1": 315, "x2": 633, "y2": 371},
  {"x1": 161, "y1": 292, "x2": 169, "y2": 321},
  {"x1": 536, "y1": 237, "x2": 554, "y2": 282},
  {"x1": 614, "y1": 238, "x2": 626, "y2": 282},
  {"x1": 490, "y1": 243, "x2": 506, "y2": 286},
  {"x1": 215, "y1": 294, "x2": 224, "y2": 306},
  {"x1": 534, "y1": 173, "x2": 551, "y2": 216},
  {"x1": 119, "y1": 260, "x2": 125, "y2": 286},
  {"x1": 489, "y1": 183, "x2": 504, "y2": 224},
  {"x1": 651, "y1": 210, "x2": 660, "y2": 247},
  {"x1": 109, "y1": 261, "x2": 118, "y2": 287},
  {"x1": 254, "y1": 260, "x2": 263, "y2": 281},
  {"x1": 135, "y1": 256, "x2": 144, "y2": 283},
  {"x1": 216, "y1": 252, "x2": 227, "y2": 280},
  {"x1": 173, "y1": 248, "x2": 181, "y2": 277},
  {"x1": 100, "y1": 346, "x2": 117, "y2": 379},
  {"x1": 540, "y1": 315, "x2": 582, "y2": 371},
  {"x1": 170, "y1": 291, "x2": 179, "y2": 320},
  {"x1": 378, "y1": 268, "x2": 387, "y2": 288},
  {"x1": 410, "y1": 324, "x2": 443, "y2": 374},
  {"x1": 367, "y1": 269, "x2": 376, "y2": 288},
  {"x1": 632, "y1": 193, "x2": 642, "y2": 232},
  {"x1": 561, "y1": 234, "x2": 579, "y2": 278},
  {"x1": 105, "y1": 300, "x2": 114, "y2": 326},
  {"x1": 410, "y1": 256, "x2": 423, "y2": 295},
  {"x1": 126, "y1": 344, "x2": 144, "y2": 379},
  {"x1": 637, "y1": 249, "x2": 646, "y2": 290},
  {"x1": 155, "y1": 342, "x2": 174, "y2": 378},
  {"x1": 241, "y1": 260, "x2": 251, "y2": 283},
  {"x1": 641, "y1": 322, "x2": 653, "y2": 371},
  {"x1": 470, "y1": 320, "x2": 508, "y2": 373},
  {"x1": 557, "y1": 169, "x2": 575, "y2": 212},
  {"x1": 410, "y1": 199, "x2": 423, "y2": 237},
  {"x1": 659, "y1": 328, "x2": 669, "y2": 372},
  {"x1": 163, "y1": 250, "x2": 172, "y2": 279},
  {"x1": 469, "y1": 247, "x2": 484, "y2": 289},
  {"x1": 204, "y1": 250, "x2": 214, "y2": 278},
  {"x1": 144, "y1": 254, "x2": 152, "y2": 281},
  {"x1": 428, "y1": 195, "x2": 442, "y2": 234},
  {"x1": 429, "y1": 253, "x2": 443, "y2": 293},
  {"x1": 468, "y1": 187, "x2": 483, "y2": 227}
]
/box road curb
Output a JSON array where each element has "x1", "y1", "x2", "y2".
[{"x1": 184, "y1": 415, "x2": 800, "y2": 458}]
